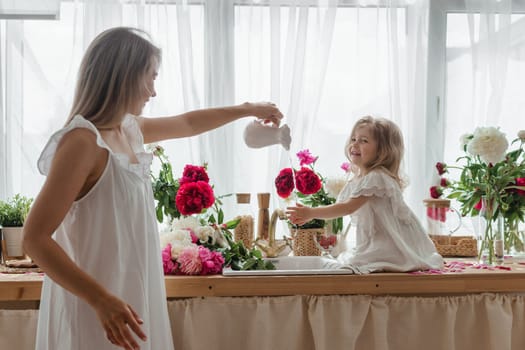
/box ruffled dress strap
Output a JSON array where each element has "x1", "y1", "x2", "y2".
[
  {"x1": 37, "y1": 115, "x2": 111, "y2": 176},
  {"x1": 120, "y1": 114, "x2": 153, "y2": 179}
]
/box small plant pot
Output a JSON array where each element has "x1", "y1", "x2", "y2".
[{"x1": 1, "y1": 226, "x2": 26, "y2": 259}]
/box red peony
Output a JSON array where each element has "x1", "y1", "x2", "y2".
[
  {"x1": 175, "y1": 181, "x2": 215, "y2": 215},
  {"x1": 180, "y1": 164, "x2": 209, "y2": 185},
  {"x1": 474, "y1": 199, "x2": 483, "y2": 211},
  {"x1": 429, "y1": 185, "x2": 443, "y2": 199},
  {"x1": 516, "y1": 177, "x2": 525, "y2": 196},
  {"x1": 275, "y1": 168, "x2": 295, "y2": 198},
  {"x1": 435, "y1": 162, "x2": 447, "y2": 175},
  {"x1": 295, "y1": 167, "x2": 322, "y2": 195},
  {"x1": 440, "y1": 177, "x2": 450, "y2": 187}
]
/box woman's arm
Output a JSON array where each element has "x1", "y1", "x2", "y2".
[
  {"x1": 23, "y1": 130, "x2": 146, "y2": 350},
  {"x1": 137, "y1": 102, "x2": 283, "y2": 144},
  {"x1": 286, "y1": 196, "x2": 369, "y2": 226}
]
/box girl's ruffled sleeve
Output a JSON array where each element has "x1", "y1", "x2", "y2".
[{"x1": 348, "y1": 170, "x2": 400, "y2": 198}]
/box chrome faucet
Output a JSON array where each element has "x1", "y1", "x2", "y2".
[{"x1": 255, "y1": 208, "x2": 289, "y2": 257}]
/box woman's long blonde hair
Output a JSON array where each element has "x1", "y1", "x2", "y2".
[
  {"x1": 345, "y1": 116, "x2": 405, "y2": 188},
  {"x1": 66, "y1": 27, "x2": 161, "y2": 127}
]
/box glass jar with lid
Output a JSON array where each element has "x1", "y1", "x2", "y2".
[{"x1": 234, "y1": 193, "x2": 254, "y2": 248}]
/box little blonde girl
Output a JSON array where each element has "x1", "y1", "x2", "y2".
[{"x1": 286, "y1": 116, "x2": 443, "y2": 273}]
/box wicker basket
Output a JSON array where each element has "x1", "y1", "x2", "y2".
[
  {"x1": 291, "y1": 228, "x2": 324, "y2": 256},
  {"x1": 429, "y1": 234, "x2": 478, "y2": 257}
]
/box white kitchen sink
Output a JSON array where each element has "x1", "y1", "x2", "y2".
[{"x1": 222, "y1": 256, "x2": 354, "y2": 276}]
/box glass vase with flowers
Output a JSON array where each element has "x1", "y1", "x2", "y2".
[{"x1": 430, "y1": 128, "x2": 525, "y2": 264}]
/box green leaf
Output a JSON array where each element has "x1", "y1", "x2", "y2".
[{"x1": 218, "y1": 208, "x2": 224, "y2": 224}]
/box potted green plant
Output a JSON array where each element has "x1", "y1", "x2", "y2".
[{"x1": 0, "y1": 194, "x2": 33, "y2": 260}]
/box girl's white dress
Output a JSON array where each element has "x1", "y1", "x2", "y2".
[
  {"x1": 336, "y1": 169, "x2": 443, "y2": 273},
  {"x1": 35, "y1": 115, "x2": 175, "y2": 349}
]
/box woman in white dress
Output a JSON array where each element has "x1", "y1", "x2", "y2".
[
  {"x1": 286, "y1": 116, "x2": 443, "y2": 274},
  {"x1": 23, "y1": 27, "x2": 283, "y2": 350}
]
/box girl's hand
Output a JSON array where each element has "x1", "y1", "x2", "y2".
[
  {"x1": 245, "y1": 102, "x2": 283, "y2": 127},
  {"x1": 93, "y1": 293, "x2": 147, "y2": 350},
  {"x1": 286, "y1": 203, "x2": 313, "y2": 226}
]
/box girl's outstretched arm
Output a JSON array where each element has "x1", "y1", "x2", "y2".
[
  {"x1": 138, "y1": 102, "x2": 283, "y2": 144},
  {"x1": 286, "y1": 196, "x2": 369, "y2": 226}
]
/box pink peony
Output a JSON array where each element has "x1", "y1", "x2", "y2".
[
  {"x1": 198, "y1": 246, "x2": 225, "y2": 275},
  {"x1": 162, "y1": 244, "x2": 177, "y2": 275},
  {"x1": 189, "y1": 231, "x2": 199, "y2": 243},
  {"x1": 178, "y1": 245, "x2": 202, "y2": 275},
  {"x1": 340, "y1": 162, "x2": 351, "y2": 172},
  {"x1": 296, "y1": 149, "x2": 318, "y2": 166}
]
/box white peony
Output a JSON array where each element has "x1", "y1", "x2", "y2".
[
  {"x1": 159, "y1": 229, "x2": 193, "y2": 257},
  {"x1": 518, "y1": 130, "x2": 525, "y2": 141},
  {"x1": 466, "y1": 126, "x2": 508, "y2": 164},
  {"x1": 195, "y1": 225, "x2": 215, "y2": 242},
  {"x1": 212, "y1": 229, "x2": 229, "y2": 248},
  {"x1": 325, "y1": 177, "x2": 347, "y2": 198},
  {"x1": 171, "y1": 216, "x2": 200, "y2": 232}
]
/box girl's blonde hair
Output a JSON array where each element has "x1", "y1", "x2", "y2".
[
  {"x1": 66, "y1": 27, "x2": 161, "y2": 126},
  {"x1": 345, "y1": 115, "x2": 405, "y2": 188}
]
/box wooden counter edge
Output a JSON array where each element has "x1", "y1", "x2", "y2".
[
  {"x1": 0, "y1": 280, "x2": 42, "y2": 301},
  {"x1": 2, "y1": 273, "x2": 525, "y2": 301},
  {"x1": 164, "y1": 272, "x2": 525, "y2": 298}
]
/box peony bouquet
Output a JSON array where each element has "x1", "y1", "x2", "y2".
[
  {"x1": 150, "y1": 145, "x2": 215, "y2": 222},
  {"x1": 150, "y1": 145, "x2": 274, "y2": 274},
  {"x1": 160, "y1": 217, "x2": 226, "y2": 275},
  {"x1": 275, "y1": 149, "x2": 346, "y2": 233},
  {"x1": 430, "y1": 127, "x2": 525, "y2": 217},
  {"x1": 430, "y1": 127, "x2": 525, "y2": 258}
]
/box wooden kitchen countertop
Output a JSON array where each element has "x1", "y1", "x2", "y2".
[{"x1": 2, "y1": 259, "x2": 525, "y2": 301}]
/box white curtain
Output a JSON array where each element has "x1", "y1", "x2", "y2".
[
  {"x1": 0, "y1": 0, "x2": 431, "y2": 225},
  {"x1": 3, "y1": 0, "x2": 522, "y2": 229},
  {"x1": 0, "y1": 0, "x2": 203, "y2": 200},
  {"x1": 234, "y1": 0, "x2": 431, "y2": 223},
  {"x1": 444, "y1": 0, "x2": 519, "y2": 167},
  {"x1": 232, "y1": 0, "x2": 339, "y2": 219}
]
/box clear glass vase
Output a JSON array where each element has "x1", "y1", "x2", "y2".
[
  {"x1": 504, "y1": 218, "x2": 525, "y2": 258},
  {"x1": 477, "y1": 196, "x2": 504, "y2": 265}
]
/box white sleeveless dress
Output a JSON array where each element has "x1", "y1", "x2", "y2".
[
  {"x1": 336, "y1": 169, "x2": 444, "y2": 273},
  {"x1": 35, "y1": 115, "x2": 175, "y2": 350}
]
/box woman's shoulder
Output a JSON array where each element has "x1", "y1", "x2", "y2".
[
  {"x1": 58, "y1": 128, "x2": 100, "y2": 154},
  {"x1": 38, "y1": 116, "x2": 108, "y2": 176}
]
